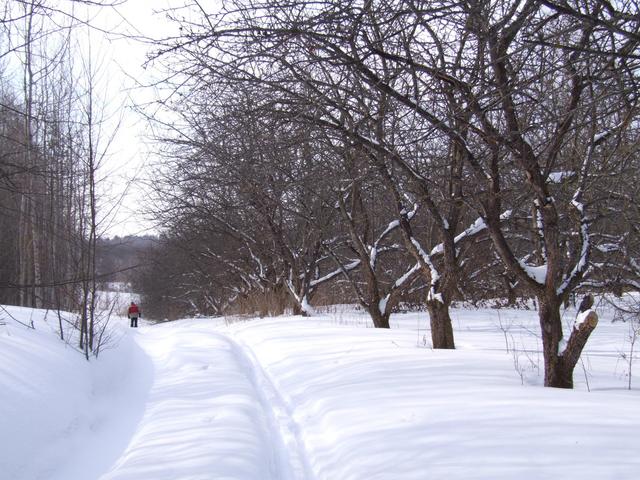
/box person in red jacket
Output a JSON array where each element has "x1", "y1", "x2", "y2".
[{"x1": 128, "y1": 301, "x2": 141, "y2": 328}]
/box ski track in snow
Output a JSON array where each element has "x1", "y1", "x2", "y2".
[
  {"x1": 100, "y1": 322, "x2": 313, "y2": 480},
  {"x1": 228, "y1": 333, "x2": 315, "y2": 480}
]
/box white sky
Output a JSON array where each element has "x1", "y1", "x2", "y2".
[
  {"x1": 2, "y1": 0, "x2": 195, "y2": 238},
  {"x1": 90, "y1": 0, "x2": 179, "y2": 238}
]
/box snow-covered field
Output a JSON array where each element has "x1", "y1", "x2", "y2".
[{"x1": 1, "y1": 303, "x2": 639, "y2": 479}]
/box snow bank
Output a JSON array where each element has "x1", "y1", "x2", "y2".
[{"x1": 0, "y1": 306, "x2": 152, "y2": 480}]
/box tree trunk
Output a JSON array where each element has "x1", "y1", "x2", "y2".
[
  {"x1": 545, "y1": 355, "x2": 574, "y2": 389},
  {"x1": 555, "y1": 310, "x2": 599, "y2": 389},
  {"x1": 18, "y1": 194, "x2": 30, "y2": 306},
  {"x1": 427, "y1": 299, "x2": 455, "y2": 349},
  {"x1": 504, "y1": 274, "x2": 517, "y2": 306},
  {"x1": 31, "y1": 205, "x2": 42, "y2": 308},
  {"x1": 539, "y1": 298, "x2": 572, "y2": 388},
  {"x1": 293, "y1": 299, "x2": 312, "y2": 317},
  {"x1": 285, "y1": 278, "x2": 312, "y2": 317},
  {"x1": 369, "y1": 307, "x2": 390, "y2": 328}
]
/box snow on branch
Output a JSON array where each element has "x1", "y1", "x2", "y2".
[
  {"x1": 370, "y1": 204, "x2": 418, "y2": 270},
  {"x1": 593, "y1": 123, "x2": 623, "y2": 145},
  {"x1": 409, "y1": 236, "x2": 443, "y2": 304},
  {"x1": 248, "y1": 247, "x2": 266, "y2": 280},
  {"x1": 533, "y1": 200, "x2": 547, "y2": 261},
  {"x1": 559, "y1": 308, "x2": 599, "y2": 364},
  {"x1": 557, "y1": 212, "x2": 590, "y2": 296},
  {"x1": 518, "y1": 255, "x2": 547, "y2": 285},
  {"x1": 285, "y1": 273, "x2": 301, "y2": 304},
  {"x1": 556, "y1": 130, "x2": 599, "y2": 296},
  {"x1": 395, "y1": 262, "x2": 421, "y2": 289},
  {"x1": 548, "y1": 171, "x2": 576, "y2": 183},
  {"x1": 406, "y1": 212, "x2": 512, "y2": 304},
  {"x1": 429, "y1": 211, "x2": 511, "y2": 257},
  {"x1": 378, "y1": 263, "x2": 420, "y2": 316},
  {"x1": 309, "y1": 259, "x2": 360, "y2": 288},
  {"x1": 596, "y1": 243, "x2": 620, "y2": 253}
]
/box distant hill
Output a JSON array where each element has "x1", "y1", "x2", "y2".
[{"x1": 96, "y1": 235, "x2": 157, "y2": 285}]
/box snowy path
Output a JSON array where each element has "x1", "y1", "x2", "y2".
[
  {"x1": 229, "y1": 335, "x2": 314, "y2": 480},
  {"x1": 100, "y1": 320, "x2": 314, "y2": 480}
]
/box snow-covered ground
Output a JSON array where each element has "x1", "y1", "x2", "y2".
[{"x1": 1, "y1": 303, "x2": 639, "y2": 479}]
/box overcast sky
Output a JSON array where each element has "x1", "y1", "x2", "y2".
[
  {"x1": 2, "y1": 0, "x2": 191, "y2": 238},
  {"x1": 89, "y1": 0, "x2": 179, "y2": 238}
]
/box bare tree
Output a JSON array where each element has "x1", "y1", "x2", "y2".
[
  {"x1": 148, "y1": 0, "x2": 639, "y2": 385},
  {"x1": 0, "y1": 0, "x2": 126, "y2": 352},
  {"x1": 145, "y1": 82, "x2": 350, "y2": 317}
]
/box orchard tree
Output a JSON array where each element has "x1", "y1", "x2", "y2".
[
  {"x1": 149, "y1": 0, "x2": 496, "y2": 345},
  {"x1": 149, "y1": 0, "x2": 640, "y2": 386},
  {"x1": 147, "y1": 84, "x2": 350, "y2": 316}
]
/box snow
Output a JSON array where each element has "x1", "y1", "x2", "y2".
[
  {"x1": 594, "y1": 131, "x2": 608, "y2": 143},
  {"x1": 453, "y1": 216, "x2": 487, "y2": 247},
  {"x1": 369, "y1": 245, "x2": 378, "y2": 269},
  {"x1": 309, "y1": 259, "x2": 360, "y2": 288},
  {"x1": 548, "y1": 171, "x2": 575, "y2": 183},
  {"x1": 430, "y1": 217, "x2": 486, "y2": 256},
  {"x1": 500, "y1": 210, "x2": 513, "y2": 220},
  {"x1": 430, "y1": 243, "x2": 444, "y2": 255},
  {"x1": 427, "y1": 291, "x2": 444, "y2": 304},
  {"x1": 574, "y1": 308, "x2": 596, "y2": 328},
  {"x1": 0, "y1": 306, "x2": 151, "y2": 480},
  {"x1": 596, "y1": 243, "x2": 620, "y2": 253},
  {"x1": 558, "y1": 208, "x2": 590, "y2": 296},
  {"x1": 2, "y1": 303, "x2": 640, "y2": 479},
  {"x1": 410, "y1": 236, "x2": 434, "y2": 270},
  {"x1": 394, "y1": 263, "x2": 420, "y2": 289},
  {"x1": 518, "y1": 259, "x2": 548, "y2": 285},
  {"x1": 593, "y1": 124, "x2": 621, "y2": 144},
  {"x1": 249, "y1": 248, "x2": 266, "y2": 279},
  {"x1": 301, "y1": 295, "x2": 315, "y2": 316},
  {"x1": 430, "y1": 211, "x2": 509, "y2": 258},
  {"x1": 410, "y1": 236, "x2": 443, "y2": 304},
  {"x1": 378, "y1": 296, "x2": 389, "y2": 316},
  {"x1": 571, "y1": 195, "x2": 584, "y2": 214},
  {"x1": 371, "y1": 206, "x2": 418, "y2": 270}
]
